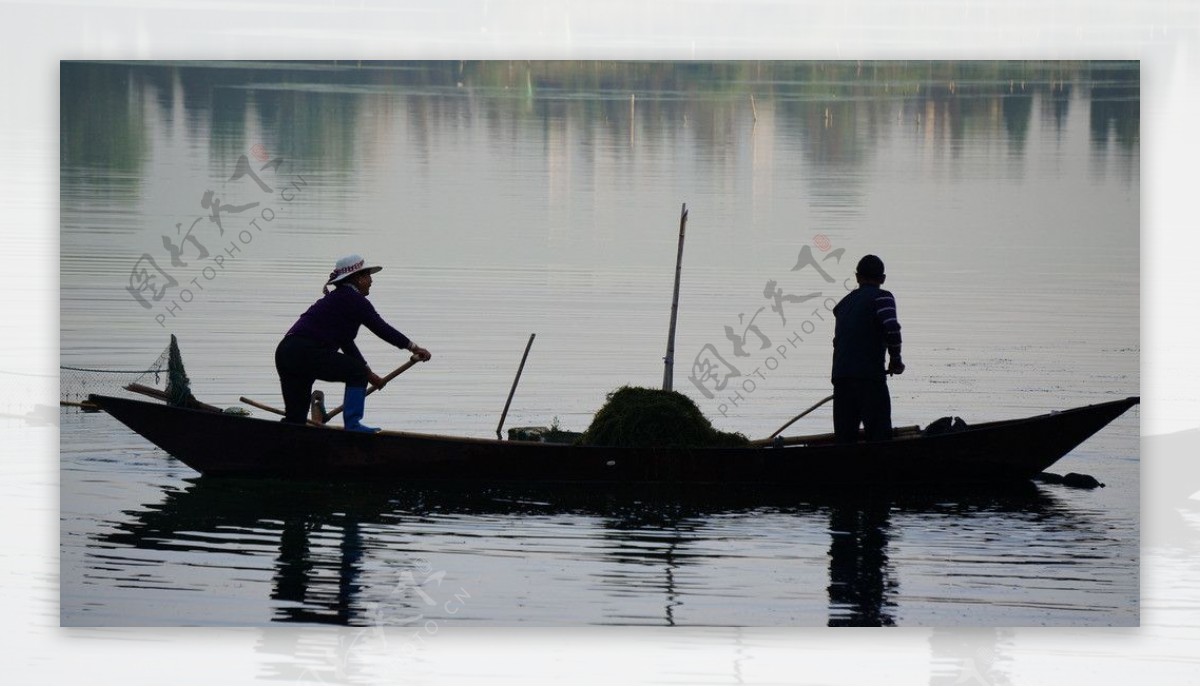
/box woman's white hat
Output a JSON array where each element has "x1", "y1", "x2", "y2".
[{"x1": 326, "y1": 254, "x2": 383, "y2": 285}]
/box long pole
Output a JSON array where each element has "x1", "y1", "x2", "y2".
[
  {"x1": 662, "y1": 203, "x2": 688, "y2": 391},
  {"x1": 238, "y1": 395, "x2": 323, "y2": 427},
  {"x1": 320, "y1": 355, "x2": 421, "y2": 422},
  {"x1": 747, "y1": 394, "x2": 835, "y2": 446},
  {"x1": 497, "y1": 333, "x2": 536, "y2": 439}
]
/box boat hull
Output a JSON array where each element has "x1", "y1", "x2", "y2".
[{"x1": 87, "y1": 394, "x2": 1139, "y2": 485}]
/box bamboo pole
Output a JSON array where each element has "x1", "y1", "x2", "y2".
[
  {"x1": 747, "y1": 394, "x2": 835, "y2": 446},
  {"x1": 662, "y1": 203, "x2": 688, "y2": 391},
  {"x1": 60, "y1": 400, "x2": 100, "y2": 411},
  {"x1": 239, "y1": 396, "x2": 285, "y2": 415},
  {"x1": 753, "y1": 425, "x2": 922, "y2": 448},
  {"x1": 497, "y1": 333, "x2": 536, "y2": 439},
  {"x1": 238, "y1": 396, "x2": 324, "y2": 427}
]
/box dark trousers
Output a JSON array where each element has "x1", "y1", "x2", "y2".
[
  {"x1": 833, "y1": 378, "x2": 893, "y2": 443},
  {"x1": 275, "y1": 335, "x2": 369, "y2": 424}
]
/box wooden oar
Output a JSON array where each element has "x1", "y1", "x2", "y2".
[
  {"x1": 239, "y1": 395, "x2": 285, "y2": 416},
  {"x1": 747, "y1": 393, "x2": 835, "y2": 447},
  {"x1": 322, "y1": 355, "x2": 421, "y2": 423},
  {"x1": 237, "y1": 395, "x2": 323, "y2": 427}
]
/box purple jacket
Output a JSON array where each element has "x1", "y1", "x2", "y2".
[{"x1": 285, "y1": 285, "x2": 412, "y2": 365}]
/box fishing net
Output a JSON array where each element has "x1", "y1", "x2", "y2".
[
  {"x1": 60, "y1": 347, "x2": 169, "y2": 409},
  {"x1": 579, "y1": 386, "x2": 749, "y2": 448},
  {"x1": 60, "y1": 334, "x2": 192, "y2": 409}
]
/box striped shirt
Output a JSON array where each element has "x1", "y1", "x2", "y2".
[
  {"x1": 831, "y1": 284, "x2": 902, "y2": 380},
  {"x1": 874, "y1": 292, "x2": 903, "y2": 357}
]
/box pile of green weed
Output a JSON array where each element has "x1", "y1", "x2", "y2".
[{"x1": 579, "y1": 386, "x2": 748, "y2": 448}]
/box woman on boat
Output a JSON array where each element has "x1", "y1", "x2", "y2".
[{"x1": 275, "y1": 255, "x2": 432, "y2": 432}]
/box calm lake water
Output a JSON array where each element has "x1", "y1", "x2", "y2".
[{"x1": 60, "y1": 61, "x2": 1139, "y2": 627}]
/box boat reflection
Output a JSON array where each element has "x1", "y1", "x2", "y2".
[{"x1": 100, "y1": 479, "x2": 1074, "y2": 627}]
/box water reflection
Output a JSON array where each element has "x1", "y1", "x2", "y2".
[
  {"x1": 98, "y1": 479, "x2": 1072, "y2": 627},
  {"x1": 595, "y1": 504, "x2": 699, "y2": 627},
  {"x1": 1088, "y1": 62, "x2": 1140, "y2": 148},
  {"x1": 61, "y1": 60, "x2": 1139, "y2": 178},
  {"x1": 827, "y1": 500, "x2": 896, "y2": 627},
  {"x1": 59, "y1": 63, "x2": 147, "y2": 183},
  {"x1": 273, "y1": 517, "x2": 360, "y2": 625}
]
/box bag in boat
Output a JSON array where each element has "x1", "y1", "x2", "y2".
[{"x1": 922, "y1": 415, "x2": 969, "y2": 436}]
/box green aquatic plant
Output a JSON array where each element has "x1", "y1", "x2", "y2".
[{"x1": 579, "y1": 385, "x2": 748, "y2": 448}]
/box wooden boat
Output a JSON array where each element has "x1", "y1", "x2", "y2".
[{"x1": 87, "y1": 393, "x2": 1139, "y2": 485}]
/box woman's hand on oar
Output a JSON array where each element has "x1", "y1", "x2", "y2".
[
  {"x1": 368, "y1": 351, "x2": 425, "y2": 391},
  {"x1": 373, "y1": 353, "x2": 423, "y2": 390}
]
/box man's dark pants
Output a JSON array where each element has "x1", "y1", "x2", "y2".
[
  {"x1": 833, "y1": 377, "x2": 893, "y2": 443},
  {"x1": 275, "y1": 335, "x2": 369, "y2": 424}
]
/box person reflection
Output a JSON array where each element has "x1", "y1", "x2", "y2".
[
  {"x1": 827, "y1": 499, "x2": 896, "y2": 626},
  {"x1": 273, "y1": 516, "x2": 364, "y2": 625}
]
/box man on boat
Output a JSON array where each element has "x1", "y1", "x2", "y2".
[
  {"x1": 831, "y1": 254, "x2": 904, "y2": 443},
  {"x1": 275, "y1": 255, "x2": 432, "y2": 432}
]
